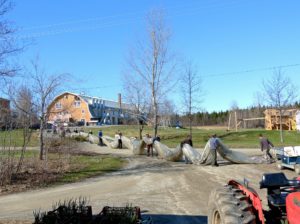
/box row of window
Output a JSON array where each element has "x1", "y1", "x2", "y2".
[{"x1": 55, "y1": 101, "x2": 81, "y2": 109}]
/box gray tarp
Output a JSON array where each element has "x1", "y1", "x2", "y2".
[
  {"x1": 102, "y1": 136, "x2": 119, "y2": 149},
  {"x1": 85, "y1": 134, "x2": 264, "y2": 165},
  {"x1": 182, "y1": 138, "x2": 264, "y2": 165},
  {"x1": 153, "y1": 141, "x2": 183, "y2": 162}
]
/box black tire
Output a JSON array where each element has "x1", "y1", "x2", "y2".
[{"x1": 208, "y1": 185, "x2": 256, "y2": 224}]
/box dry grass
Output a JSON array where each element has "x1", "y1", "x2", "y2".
[{"x1": 0, "y1": 138, "x2": 124, "y2": 195}]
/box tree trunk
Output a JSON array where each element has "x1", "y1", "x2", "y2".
[
  {"x1": 138, "y1": 120, "x2": 144, "y2": 140},
  {"x1": 16, "y1": 127, "x2": 29, "y2": 173},
  {"x1": 189, "y1": 113, "x2": 192, "y2": 136},
  {"x1": 152, "y1": 91, "x2": 158, "y2": 137},
  {"x1": 189, "y1": 84, "x2": 192, "y2": 136},
  {"x1": 154, "y1": 112, "x2": 158, "y2": 137},
  {"x1": 39, "y1": 117, "x2": 45, "y2": 160},
  {"x1": 279, "y1": 110, "x2": 284, "y2": 143}
]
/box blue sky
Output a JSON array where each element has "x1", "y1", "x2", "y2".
[{"x1": 9, "y1": 0, "x2": 300, "y2": 112}]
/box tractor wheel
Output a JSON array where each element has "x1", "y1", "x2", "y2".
[
  {"x1": 277, "y1": 162, "x2": 284, "y2": 170},
  {"x1": 208, "y1": 185, "x2": 256, "y2": 224},
  {"x1": 295, "y1": 165, "x2": 300, "y2": 175}
]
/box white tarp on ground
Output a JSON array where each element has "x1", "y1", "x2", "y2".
[
  {"x1": 83, "y1": 134, "x2": 266, "y2": 165},
  {"x1": 102, "y1": 135, "x2": 119, "y2": 149},
  {"x1": 182, "y1": 138, "x2": 264, "y2": 165},
  {"x1": 153, "y1": 141, "x2": 183, "y2": 162},
  {"x1": 88, "y1": 134, "x2": 99, "y2": 144},
  {"x1": 132, "y1": 140, "x2": 146, "y2": 155}
]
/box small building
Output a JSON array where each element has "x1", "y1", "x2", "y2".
[
  {"x1": 47, "y1": 92, "x2": 133, "y2": 126},
  {"x1": 264, "y1": 108, "x2": 299, "y2": 131}
]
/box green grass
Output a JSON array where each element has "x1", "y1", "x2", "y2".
[
  {"x1": 0, "y1": 129, "x2": 39, "y2": 147},
  {"x1": 0, "y1": 149, "x2": 39, "y2": 158},
  {"x1": 59, "y1": 155, "x2": 125, "y2": 183},
  {"x1": 85, "y1": 125, "x2": 300, "y2": 148}
]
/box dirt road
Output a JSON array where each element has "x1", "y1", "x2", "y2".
[{"x1": 0, "y1": 143, "x2": 296, "y2": 223}]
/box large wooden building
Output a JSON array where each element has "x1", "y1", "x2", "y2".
[
  {"x1": 264, "y1": 108, "x2": 299, "y2": 131},
  {"x1": 48, "y1": 92, "x2": 133, "y2": 125}
]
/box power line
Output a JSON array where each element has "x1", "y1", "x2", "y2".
[
  {"x1": 202, "y1": 63, "x2": 300, "y2": 78},
  {"x1": 17, "y1": 0, "x2": 245, "y2": 39}
]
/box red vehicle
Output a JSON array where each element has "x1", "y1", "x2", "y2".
[{"x1": 208, "y1": 172, "x2": 300, "y2": 224}]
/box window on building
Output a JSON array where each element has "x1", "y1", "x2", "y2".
[
  {"x1": 55, "y1": 102, "x2": 62, "y2": 109},
  {"x1": 74, "y1": 101, "x2": 81, "y2": 108},
  {"x1": 82, "y1": 110, "x2": 85, "y2": 113}
]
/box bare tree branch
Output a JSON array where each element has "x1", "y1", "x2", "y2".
[
  {"x1": 262, "y1": 69, "x2": 298, "y2": 142},
  {"x1": 124, "y1": 9, "x2": 177, "y2": 137}
]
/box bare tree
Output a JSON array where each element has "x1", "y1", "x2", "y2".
[
  {"x1": 127, "y1": 9, "x2": 177, "y2": 137},
  {"x1": 11, "y1": 85, "x2": 35, "y2": 172},
  {"x1": 30, "y1": 58, "x2": 67, "y2": 160},
  {"x1": 0, "y1": 0, "x2": 20, "y2": 83},
  {"x1": 262, "y1": 69, "x2": 297, "y2": 142},
  {"x1": 123, "y1": 77, "x2": 149, "y2": 139},
  {"x1": 159, "y1": 98, "x2": 176, "y2": 128},
  {"x1": 181, "y1": 61, "x2": 202, "y2": 136}
]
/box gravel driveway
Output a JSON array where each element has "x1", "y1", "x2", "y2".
[{"x1": 0, "y1": 143, "x2": 296, "y2": 224}]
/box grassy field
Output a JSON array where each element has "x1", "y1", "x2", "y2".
[
  {"x1": 60, "y1": 155, "x2": 125, "y2": 183},
  {"x1": 86, "y1": 125, "x2": 300, "y2": 148},
  {"x1": 0, "y1": 129, "x2": 39, "y2": 147}
]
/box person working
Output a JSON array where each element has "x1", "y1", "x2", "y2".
[
  {"x1": 209, "y1": 134, "x2": 219, "y2": 166},
  {"x1": 145, "y1": 133, "x2": 153, "y2": 157},
  {"x1": 180, "y1": 135, "x2": 193, "y2": 164},
  {"x1": 259, "y1": 134, "x2": 274, "y2": 162},
  {"x1": 153, "y1": 135, "x2": 161, "y2": 143},
  {"x1": 118, "y1": 132, "x2": 123, "y2": 149},
  {"x1": 98, "y1": 130, "x2": 103, "y2": 146}
]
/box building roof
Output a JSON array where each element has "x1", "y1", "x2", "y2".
[
  {"x1": 49, "y1": 92, "x2": 134, "y2": 119},
  {"x1": 0, "y1": 97, "x2": 9, "y2": 102}
]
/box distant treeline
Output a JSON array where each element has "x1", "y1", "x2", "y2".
[{"x1": 178, "y1": 103, "x2": 300, "y2": 128}]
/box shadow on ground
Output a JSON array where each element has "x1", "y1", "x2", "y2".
[{"x1": 144, "y1": 214, "x2": 207, "y2": 224}]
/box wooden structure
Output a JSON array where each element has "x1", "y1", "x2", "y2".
[{"x1": 264, "y1": 109, "x2": 299, "y2": 131}]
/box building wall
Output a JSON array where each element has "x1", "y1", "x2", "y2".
[{"x1": 48, "y1": 93, "x2": 91, "y2": 123}]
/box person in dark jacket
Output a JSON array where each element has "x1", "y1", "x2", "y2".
[
  {"x1": 259, "y1": 134, "x2": 274, "y2": 162},
  {"x1": 118, "y1": 132, "x2": 123, "y2": 149},
  {"x1": 98, "y1": 130, "x2": 103, "y2": 146},
  {"x1": 153, "y1": 135, "x2": 161, "y2": 143},
  {"x1": 181, "y1": 135, "x2": 193, "y2": 164}
]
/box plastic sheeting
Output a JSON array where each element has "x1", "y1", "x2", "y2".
[
  {"x1": 182, "y1": 138, "x2": 264, "y2": 165},
  {"x1": 88, "y1": 134, "x2": 99, "y2": 144},
  {"x1": 182, "y1": 143, "x2": 211, "y2": 165},
  {"x1": 216, "y1": 139, "x2": 263, "y2": 164},
  {"x1": 153, "y1": 141, "x2": 183, "y2": 162},
  {"x1": 102, "y1": 135, "x2": 119, "y2": 149}
]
